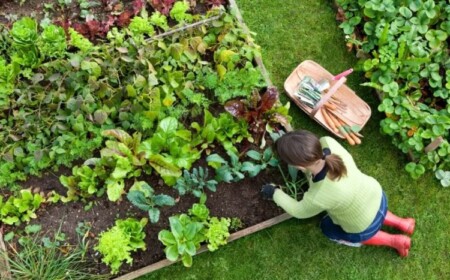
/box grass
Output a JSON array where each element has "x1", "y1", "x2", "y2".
[{"x1": 138, "y1": 1, "x2": 450, "y2": 279}]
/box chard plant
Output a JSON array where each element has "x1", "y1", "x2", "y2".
[
  {"x1": 127, "y1": 181, "x2": 176, "y2": 223},
  {"x1": 225, "y1": 87, "x2": 291, "y2": 145},
  {"x1": 95, "y1": 217, "x2": 148, "y2": 274}
]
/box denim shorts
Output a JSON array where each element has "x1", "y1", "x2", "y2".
[{"x1": 320, "y1": 192, "x2": 387, "y2": 243}]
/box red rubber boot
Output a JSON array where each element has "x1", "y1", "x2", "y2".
[
  {"x1": 383, "y1": 211, "x2": 415, "y2": 235},
  {"x1": 362, "y1": 231, "x2": 411, "y2": 257}
]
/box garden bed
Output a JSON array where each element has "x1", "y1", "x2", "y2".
[{"x1": 0, "y1": 0, "x2": 297, "y2": 278}]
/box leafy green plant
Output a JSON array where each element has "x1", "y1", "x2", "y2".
[
  {"x1": 188, "y1": 196, "x2": 231, "y2": 252},
  {"x1": 206, "y1": 151, "x2": 245, "y2": 183},
  {"x1": 188, "y1": 194, "x2": 209, "y2": 221},
  {"x1": 174, "y1": 167, "x2": 218, "y2": 197},
  {"x1": 241, "y1": 147, "x2": 279, "y2": 177},
  {"x1": 37, "y1": 24, "x2": 67, "y2": 58},
  {"x1": 139, "y1": 117, "x2": 202, "y2": 186},
  {"x1": 149, "y1": 11, "x2": 169, "y2": 31},
  {"x1": 191, "y1": 110, "x2": 251, "y2": 155},
  {"x1": 170, "y1": 1, "x2": 193, "y2": 23},
  {"x1": 0, "y1": 189, "x2": 44, "y2": 226},
  {"x1": 68, "y1": 28, "x2": 94, "y2": 54},
  {"x1": 59, "y1": 165, "x2": 106, "y2": 202},
  {"x1": 128, "y1": 16, "x2": 155, "y2": 39},
  {"x1": 158, "y1": 214, "x2": 205, "y2": 267},
  {"x1": 158, "y1": 195, "x2": 232, "y2": 267},
  {"x1": 435, "y1": 170, "x2": 450, "y2": 187},
  {"x1": 127, "y1": 181, "x2": 176, "y2": 223},
  {"x1": 205, "y1": 217, "x2": 230, "y2": 252},
  {"x1": 10, "y1": 17, "x2": 39, "y2": 68},
  {"x1": 336, "y1": 0, "x2": 450, "y2": 185},
  {"x1": 95, "y1": 218, "x2": 148, "y2": 274}
]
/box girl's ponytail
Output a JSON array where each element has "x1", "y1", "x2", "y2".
[{"x1": 324, "y1": 154, "x2": 347, "y2": 181}]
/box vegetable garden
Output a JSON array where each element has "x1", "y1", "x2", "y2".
[{"x1": 0, "y1": 0, "x2": 449, "y2": 279}]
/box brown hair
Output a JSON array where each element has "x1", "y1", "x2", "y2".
[{"x1": 275, "y1": 130, "x2": 347, "y2": 181}]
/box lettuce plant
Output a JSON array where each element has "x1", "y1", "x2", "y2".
[
  {"x1": 38, "y1": 24, "x2": 67, "y2": 58},
  {"x1": 0, "y1": 189, "x2": 44, "y2": 226},
  {"x1": 10, "y1": 17, "x2": 39, "y2": 68},
  {"x1": 169, "y1": 1, "x2": 193, "y2": 23},
  {"x1": 95, "y1": 218, "x2": 147, "y2": 274},
  {"x1": 59, "y1": 165, "x2": 106, "y2": 202},
  {"x1": 10, "y1": 17, "x2": 37, "y2": 47},
  {"x1": 158, "y1": 214, "x2": 205, "y2": 267},
  {"x1": 0, "y1": 57, "x2": 18, "y2": 98},
  {"x1": 68, "y1": 28, "x2": 94, "y2": 54},
  {"x1": 139, "y1": 117, "x2": 201, "y2": 185},
  {"x1": 225, "y1": 87, "x2": 290, "y2": 145},
  {"x1": 149, "y1": 11, "x2": 169, "y2": 31},
  {"x1": 205, "y1": 217, "x2": 230, "y2": 251},
  {"x1": 128, "y1": 16, "x2": 155, "y2": 39},
  {"x1": 191, "y1": 110, "x2": 251, "y2": 155}
]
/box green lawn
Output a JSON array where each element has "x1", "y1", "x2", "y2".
[{"x1": 138, "y1": 1, "x2": 450, "y2": 279}]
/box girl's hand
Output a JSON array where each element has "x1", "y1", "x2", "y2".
[{"x1": 261, "y1": 184, "x2": 278, "y2": 200}]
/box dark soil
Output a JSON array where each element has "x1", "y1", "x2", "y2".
[{"x1": 5, "y1": 152, "x2": 286, "y2": 277}]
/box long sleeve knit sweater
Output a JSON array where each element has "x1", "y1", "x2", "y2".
[{"x1": 273, "y1": 136, "x2": 383, "y2": 233}]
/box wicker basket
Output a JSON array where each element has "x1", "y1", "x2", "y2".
[{"x1": 284, "y1": 60, "x2": 371, "y2": 139}]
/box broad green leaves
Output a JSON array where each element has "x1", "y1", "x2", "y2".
[{"x1": 338, "y1": 0, "x2": 450, "y2": 185}]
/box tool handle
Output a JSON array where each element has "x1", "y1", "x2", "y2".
[{"x1": 333, "y1": 68, "x2": 353, "y2": 81}]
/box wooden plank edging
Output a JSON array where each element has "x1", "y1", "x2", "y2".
[
  {"x1": 0, "y1": 230, "x2": 12, "y2": 280},
  {"x1": 114, "y1": 213, "x2": 292, "y2": 280}
]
